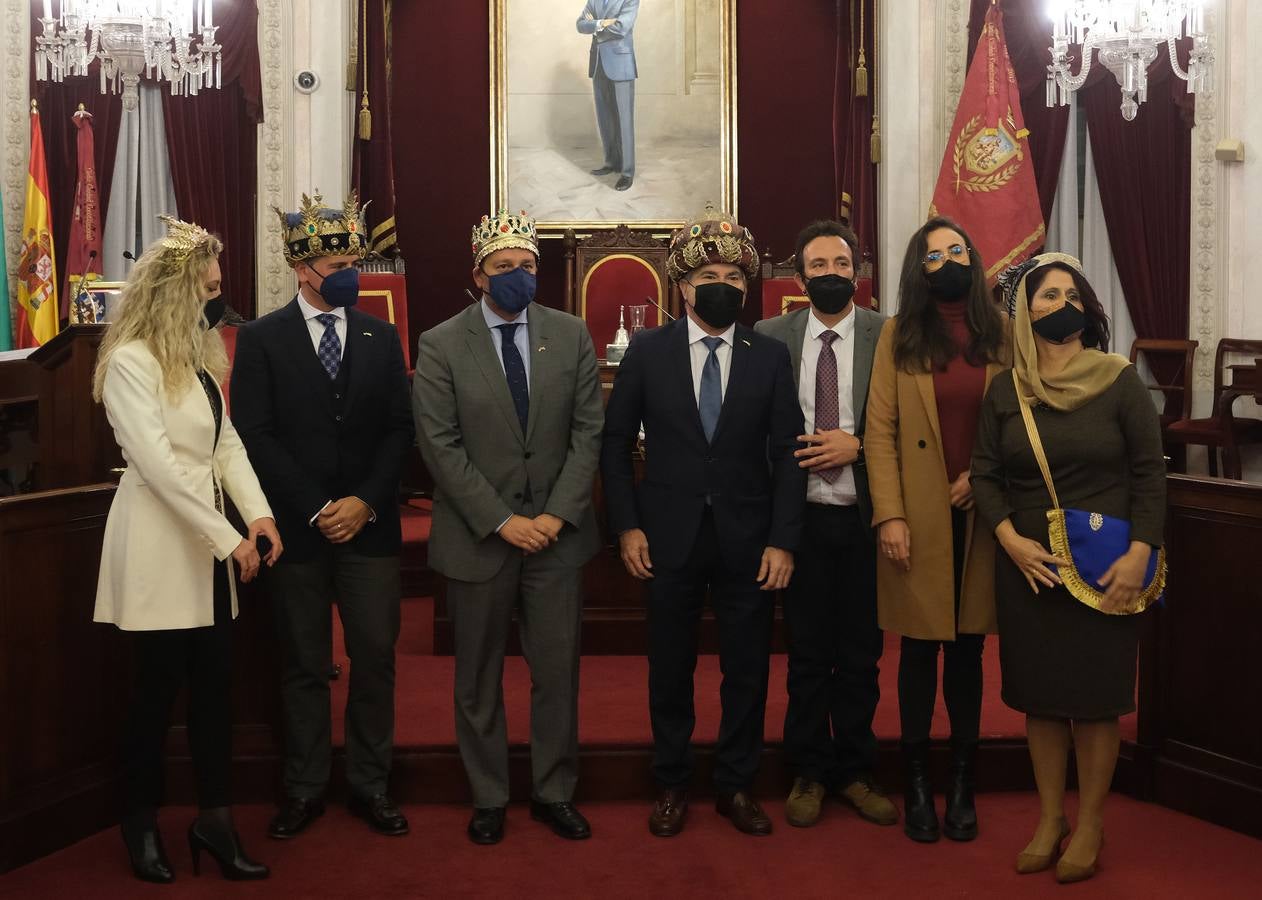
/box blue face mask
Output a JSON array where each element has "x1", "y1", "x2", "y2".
[
  {"x1": 307, "y1": 263, "x2": 360, "y2": 308},
  {"x1": 486, "y1": 266, "x2": 536, "y2": 314}
]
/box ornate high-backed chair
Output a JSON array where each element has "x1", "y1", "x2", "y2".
[
  {"x1": 563, "y1": 225, "x2": 678, "y2": 358},
  {"x1": 758, "y1": 252, "x2": 877, "y2": 319},
  {"x1": 357, "y1": 271, "x2": 412, "y2": 370}
]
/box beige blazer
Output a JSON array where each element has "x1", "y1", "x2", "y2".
[
  {"x1": 865, "y1": 317, "x2": 1003, "y2": 641},
  {"x1": 94, "y1": 340, "x2": 271, "y2": 631}
]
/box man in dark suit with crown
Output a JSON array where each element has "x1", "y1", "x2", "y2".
[
  {"x1": 413, "y1": 209, "x2": 604, "y2": 845},
  {"x1": 231, "y1": 191, "x2": 414, "y2": 840}
]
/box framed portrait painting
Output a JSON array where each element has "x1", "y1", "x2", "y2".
[{"x1": 490, "y1": 0, "x2": 737, "y2": 230}]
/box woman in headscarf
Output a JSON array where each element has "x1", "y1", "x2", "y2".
[
  {"x1": 93, "y1": 216, "x2": 282, "y2": 883},
  {"x1": 971, "y1": 253, "x2": 1165, "y2": 884}
]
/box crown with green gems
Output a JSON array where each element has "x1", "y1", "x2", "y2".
[
  {"x1": 273, "y1": 191, "x2": 369, "y2": 264},
  {"x1": 471, "y1": 209, "x2": 539, "y2": 268}
]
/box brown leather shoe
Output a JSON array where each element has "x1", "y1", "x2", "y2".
[
  {"x1": 648, "y1": 788, "x2": 688, "y2": 837},
  {"x1": 838, "y1": 776, "x2": 899, "y2": 826},
  {"x1": 784, "y1": 778, "x2": 826, "y2": 828},
  {"x1": 715, "y1": 791, "x2": 773, "y2": 836}
]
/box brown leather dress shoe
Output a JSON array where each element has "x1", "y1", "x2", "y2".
[
  {"x1": 715, "y1": 791, "x2": 773, "y2": 836},
  {"x1": 648, "y1": 788, "x2": 688, "y2": 837}
]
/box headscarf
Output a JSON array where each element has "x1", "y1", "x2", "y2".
[{"x1": 998, "y1": 251, "x2": 1130, "y2": 412}]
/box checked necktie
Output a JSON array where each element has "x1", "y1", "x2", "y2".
[
  {"x1": 315, "y1": 313, "x2": 342, "y2": 379},
  {"x1": 813, "y1": 330, "x2": 842, "y2": 484},
  {"x1": 698, "y1": 336, "x2": 724, "y2": 443},
  {"x1": 496, "y1": 323, "x2": 530, "y2": 435}
]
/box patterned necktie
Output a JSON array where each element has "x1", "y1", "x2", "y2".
[
  {"x1": 315, "y1": 313, "x2": 342, "y2": 379},
  {"x1": 698, "y1": 336, "x2": 724, "y2": 443},
  {"x1": 497, "y1": 323, "x2": 530, "y2": 435},
  {"x1": 814, "y1": 330, "x2": 842, "y2": 484}
]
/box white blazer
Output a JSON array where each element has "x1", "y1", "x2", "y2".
[{"x1": 94, "y1": 340, "x2": 272, "y2": 631}]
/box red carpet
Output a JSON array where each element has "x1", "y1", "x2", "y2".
[
  {"x1": 2, "y1": 794, "x2": 1258, "y2": 899},
  {"x1": 330, "y1": 598, "x2": 1138, "y2": 748}
]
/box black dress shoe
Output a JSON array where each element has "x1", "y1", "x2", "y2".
[
  {"x1": 268, "y1": 797, "x2": 325, "y2": 839},
  {"x1": 590, "y1": 166, "x2": 616, "y2": 176},
  {"x1": 529, "y1": 800, "x2": 592, "y2": 840},
  {"x1": 188, "y1": 822, "x2": 269, "y2": 881},
  {"x1": 615, "y1": 176, "x2": 634, "y2": 191},
  {"x1": 121, "y1": 811, "x2": 174, "y2": 884},
  {"x1": 349, "y1": 793, "x2": 409, "y2": 836},
  {"x1": 468, "y1": 807, "x2": 506, "y2": 845}
]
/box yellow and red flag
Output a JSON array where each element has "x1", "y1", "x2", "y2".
[
  {"x1": 17, "y1": 101, "x2": 59, "y2": 348},
  {"x1": 929, "y1": 2, "x2": 1044, "y2": 285}
]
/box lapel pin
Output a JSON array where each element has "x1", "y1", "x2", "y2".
[
  {"x1": 362, "y1": 331, "x2": 373, "y2": 337},
  {"x1": 538, "y1": 345, "x2": 547, "y2": 352},
  {"x1": 741, "y1": 338, "x2": 751, "y2": 347}
]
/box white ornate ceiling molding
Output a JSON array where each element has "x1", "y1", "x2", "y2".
[
  {"x1": 2, "y1": 0, "x2": 30, "y2": 287},
  {"x1": 941, "y1": 0, "x2": 969, "y2": 152},
  {"x1": 1190, "y1": 3, "x2": 1224, "y2": 390},
  {"x1": 255, "y1": 0, "x2": 293, "y2": 316}
]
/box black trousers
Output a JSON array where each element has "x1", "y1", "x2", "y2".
[
  {"x1": 783, "y1": 503, "x2": 882, "y2": 787},
  {"x1": 268, "y1": 549, "x2": 401, "y2": 800},
  {"x1": 646, "y1": 507, "x2": 773, "y2": 793},
  {"x1": 123, "y1": 562, "x2": 233, "y2": 813},
  {"x1": 897, "y1": 507, "x2": 985, "y2": 744}
]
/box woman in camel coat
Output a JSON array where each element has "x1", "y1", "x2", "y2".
[{"x1": 864, "y1": 217, "x2": 1008, "y2": 844}]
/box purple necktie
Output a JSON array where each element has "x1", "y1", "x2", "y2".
[{"x1": 814, "y1": 330, "x2": 842, "y2": 484}]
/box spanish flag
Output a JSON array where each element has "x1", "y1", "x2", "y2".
[
  {"x1": 17, "y1": 101, "x2": 59, "y2": 348},
  {"x1": 929, "y1": 2, "x2": 1044, "y2": 286}
]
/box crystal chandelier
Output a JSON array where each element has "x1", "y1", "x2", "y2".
[
  {"x1": 1046, "y1": 1, "x2": 1213, "y2": 120},
  {"x1": 34, "y1": 1, "x2": 222, "y2": 112}
]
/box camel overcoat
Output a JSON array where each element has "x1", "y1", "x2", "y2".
[{"x1": 864, "y1": 316, "x2": 1004, "y2": 640}]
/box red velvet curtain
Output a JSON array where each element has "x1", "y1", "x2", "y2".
[
  {"x1": 835, "y1": 0, "x2": 879, "y2": 297},
  {"x1": 967, "y1": 0, "x2": 1069, "y2": 224},
  {"x1": 162, "y1": 0, "x2": 263, "y2": 317},
  {"x1": 351, "y1": 0, "x2": 399, "y2": 258}
]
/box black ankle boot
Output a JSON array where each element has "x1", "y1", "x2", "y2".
[
  {"x1": 901, "y1": 740, "x2": 939, "y2": 843},
  {"x1": 120, "y1": 809, "x2": 174, "y2": 884},
  {"x1": 944, "y1": 737, "x2": 978, "y2": 841},
  {"x1": 188, "y1": 816, "x2": 269, "y2": 880}
]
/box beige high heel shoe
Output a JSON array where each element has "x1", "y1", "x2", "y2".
[
  {"x1": 1015, "y1": 817, "x2": 1071, "y2": 874},
  {"x1": 1056, "y1": 831, "x2": 1105, "y2": 884}
]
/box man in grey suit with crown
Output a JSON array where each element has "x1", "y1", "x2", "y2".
[
  {"x1": 413, "y1": 209, "x2": 603, "y2": 846},
  {"x1": 577, "y1": 0, "x2": 639, "y2": 191}
]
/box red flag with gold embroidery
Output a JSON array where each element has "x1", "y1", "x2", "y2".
[
  {"x1": 929, "y1": 3, "x2": 1043, "y2": 285},
  {"x1": 63, "y1": 105, "x2": 103, "y2": 321}
]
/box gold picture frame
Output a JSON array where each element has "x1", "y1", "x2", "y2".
[{"x1": 489, "y1": 0, "x2": 738, "y2": 233}]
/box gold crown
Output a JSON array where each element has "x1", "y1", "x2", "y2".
[
  {"x1": 273, "y1": 191, "x2": 369, "y2": 264},
  {"x1": 472, "y1": 209, "x2": 539, "y2": 267},
  {"x1": 157, "y1": 214, "x2": 215, "y2": 263}
]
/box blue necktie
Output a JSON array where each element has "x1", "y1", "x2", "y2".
[
  {"x1": 315, "y1": 313, "x2": 341, "y2": 379},
  {"x1": 497, "y1": 323, "x2": 530, "y2": 434},
  {"x1": 699, "y1": 336, "x2": 723, "y2": 443}
]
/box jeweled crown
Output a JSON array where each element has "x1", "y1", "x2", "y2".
[
  {"x1": 157, "y1": 214, "x2": 215, "y2": 263},
  {"x1": 471, "y1": 209, "x2": 539, "y2": 267},
  {"x1": 274, "y1": 191, "x2": 369, "y2": 264}
]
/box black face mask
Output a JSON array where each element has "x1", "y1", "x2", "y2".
[
  {"x1": 690, "y1": 282, "x2": 745, "y2": 329},
  {"x1": 1030, "y1": 302, "x2": 1086, "y2": 344},
  {"x1": 203, "y1": 297, "x2": 226, "y2": 329},
  {"x1": 925, "y1": 260, "x2": 973, "y2": 301},
  {"x1": 805, "y1": 274, "x2": 856, "y2": 315}
]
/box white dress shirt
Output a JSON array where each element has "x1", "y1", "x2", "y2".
[
  {"x1": 297, "y1": 290, "x2": 346, "y2": 360},
  {"x1": 482, "y1": 298, "x2": 532, "y2": 388},
  {"x1": 799, "y1": 308, "x2": 858, "y2": 506},
  {"x1": 687, "y1": 315, "x2": 734, "y2": 405}
]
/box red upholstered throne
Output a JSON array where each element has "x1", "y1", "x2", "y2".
[
  {"x1": 356, "y1": 272, "x2": 412, "y2": 370},
  {"x1": 563, "y1": 226, "x2": 678, "y2": 355},
  {"x1": 759, "y1": 254, "x2": 876, "y2": 319}
]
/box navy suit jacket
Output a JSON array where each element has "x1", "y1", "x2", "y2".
[
  {"x1": 599, "y1": 317, "x2": 806, "y2": 574},
  {"x1": 577, "y1": 0, "x2": 639, "y2": 81}
]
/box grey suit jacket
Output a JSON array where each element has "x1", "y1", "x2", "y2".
[
  {"x1": 413, "y1": 302, "x2": 604, "y2": 583},
  {"x1": 754, "y1": 304, "x2": 883, "y2": 530},
  {"x1": 577, "y1": 0, "x2": 639, "y2": 81}
]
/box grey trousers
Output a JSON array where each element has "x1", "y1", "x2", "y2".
[
  {"x1": 592, "y1": 59, "x2": 635, "y2": 176},
  {"x1": 269, "y1": 550, "x2": 401, "y2": 800},
  {"x1": 448, "y1": 547, "x2": 583, "y2": 808}
]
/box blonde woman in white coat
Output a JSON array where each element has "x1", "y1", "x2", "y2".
[{"x1": 92, "y1": 217, "x2": 282, "y2": 884}]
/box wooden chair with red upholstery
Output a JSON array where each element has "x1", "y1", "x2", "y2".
[
  {"x1": 356, "y1": 271, "x2": 412, "y2": 371},
  {"x1": 1128, "y1": 338, "x2": 1198, "y2": 471},
  {"x1": 1164, "y1": 338, "x2": 1262, "y2": 479},
  {"x1": 759, "y1": 252, "x2": 876, "y2": 320},
  {"x1": 562, "y1": 225, "x2": 677, "y2": 356}
]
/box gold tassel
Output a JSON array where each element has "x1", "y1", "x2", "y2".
[
  {"x1": 856, "y1": 49, "x2": 868, "y2": 98},
  {"x1": 870, "y1": 115, "x2": 881, "y2": 164},
  {"x1": 358, "y1": 92, "x2": 372, "y2": 141}
]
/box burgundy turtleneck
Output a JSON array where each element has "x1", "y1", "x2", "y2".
[{"x1": 933, "y1": 299, "x2": 987, "y2": 481}]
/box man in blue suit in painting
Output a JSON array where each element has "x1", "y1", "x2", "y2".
[{"x1": 577, "y1": 0, "x2": 639, "y2": 191}]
